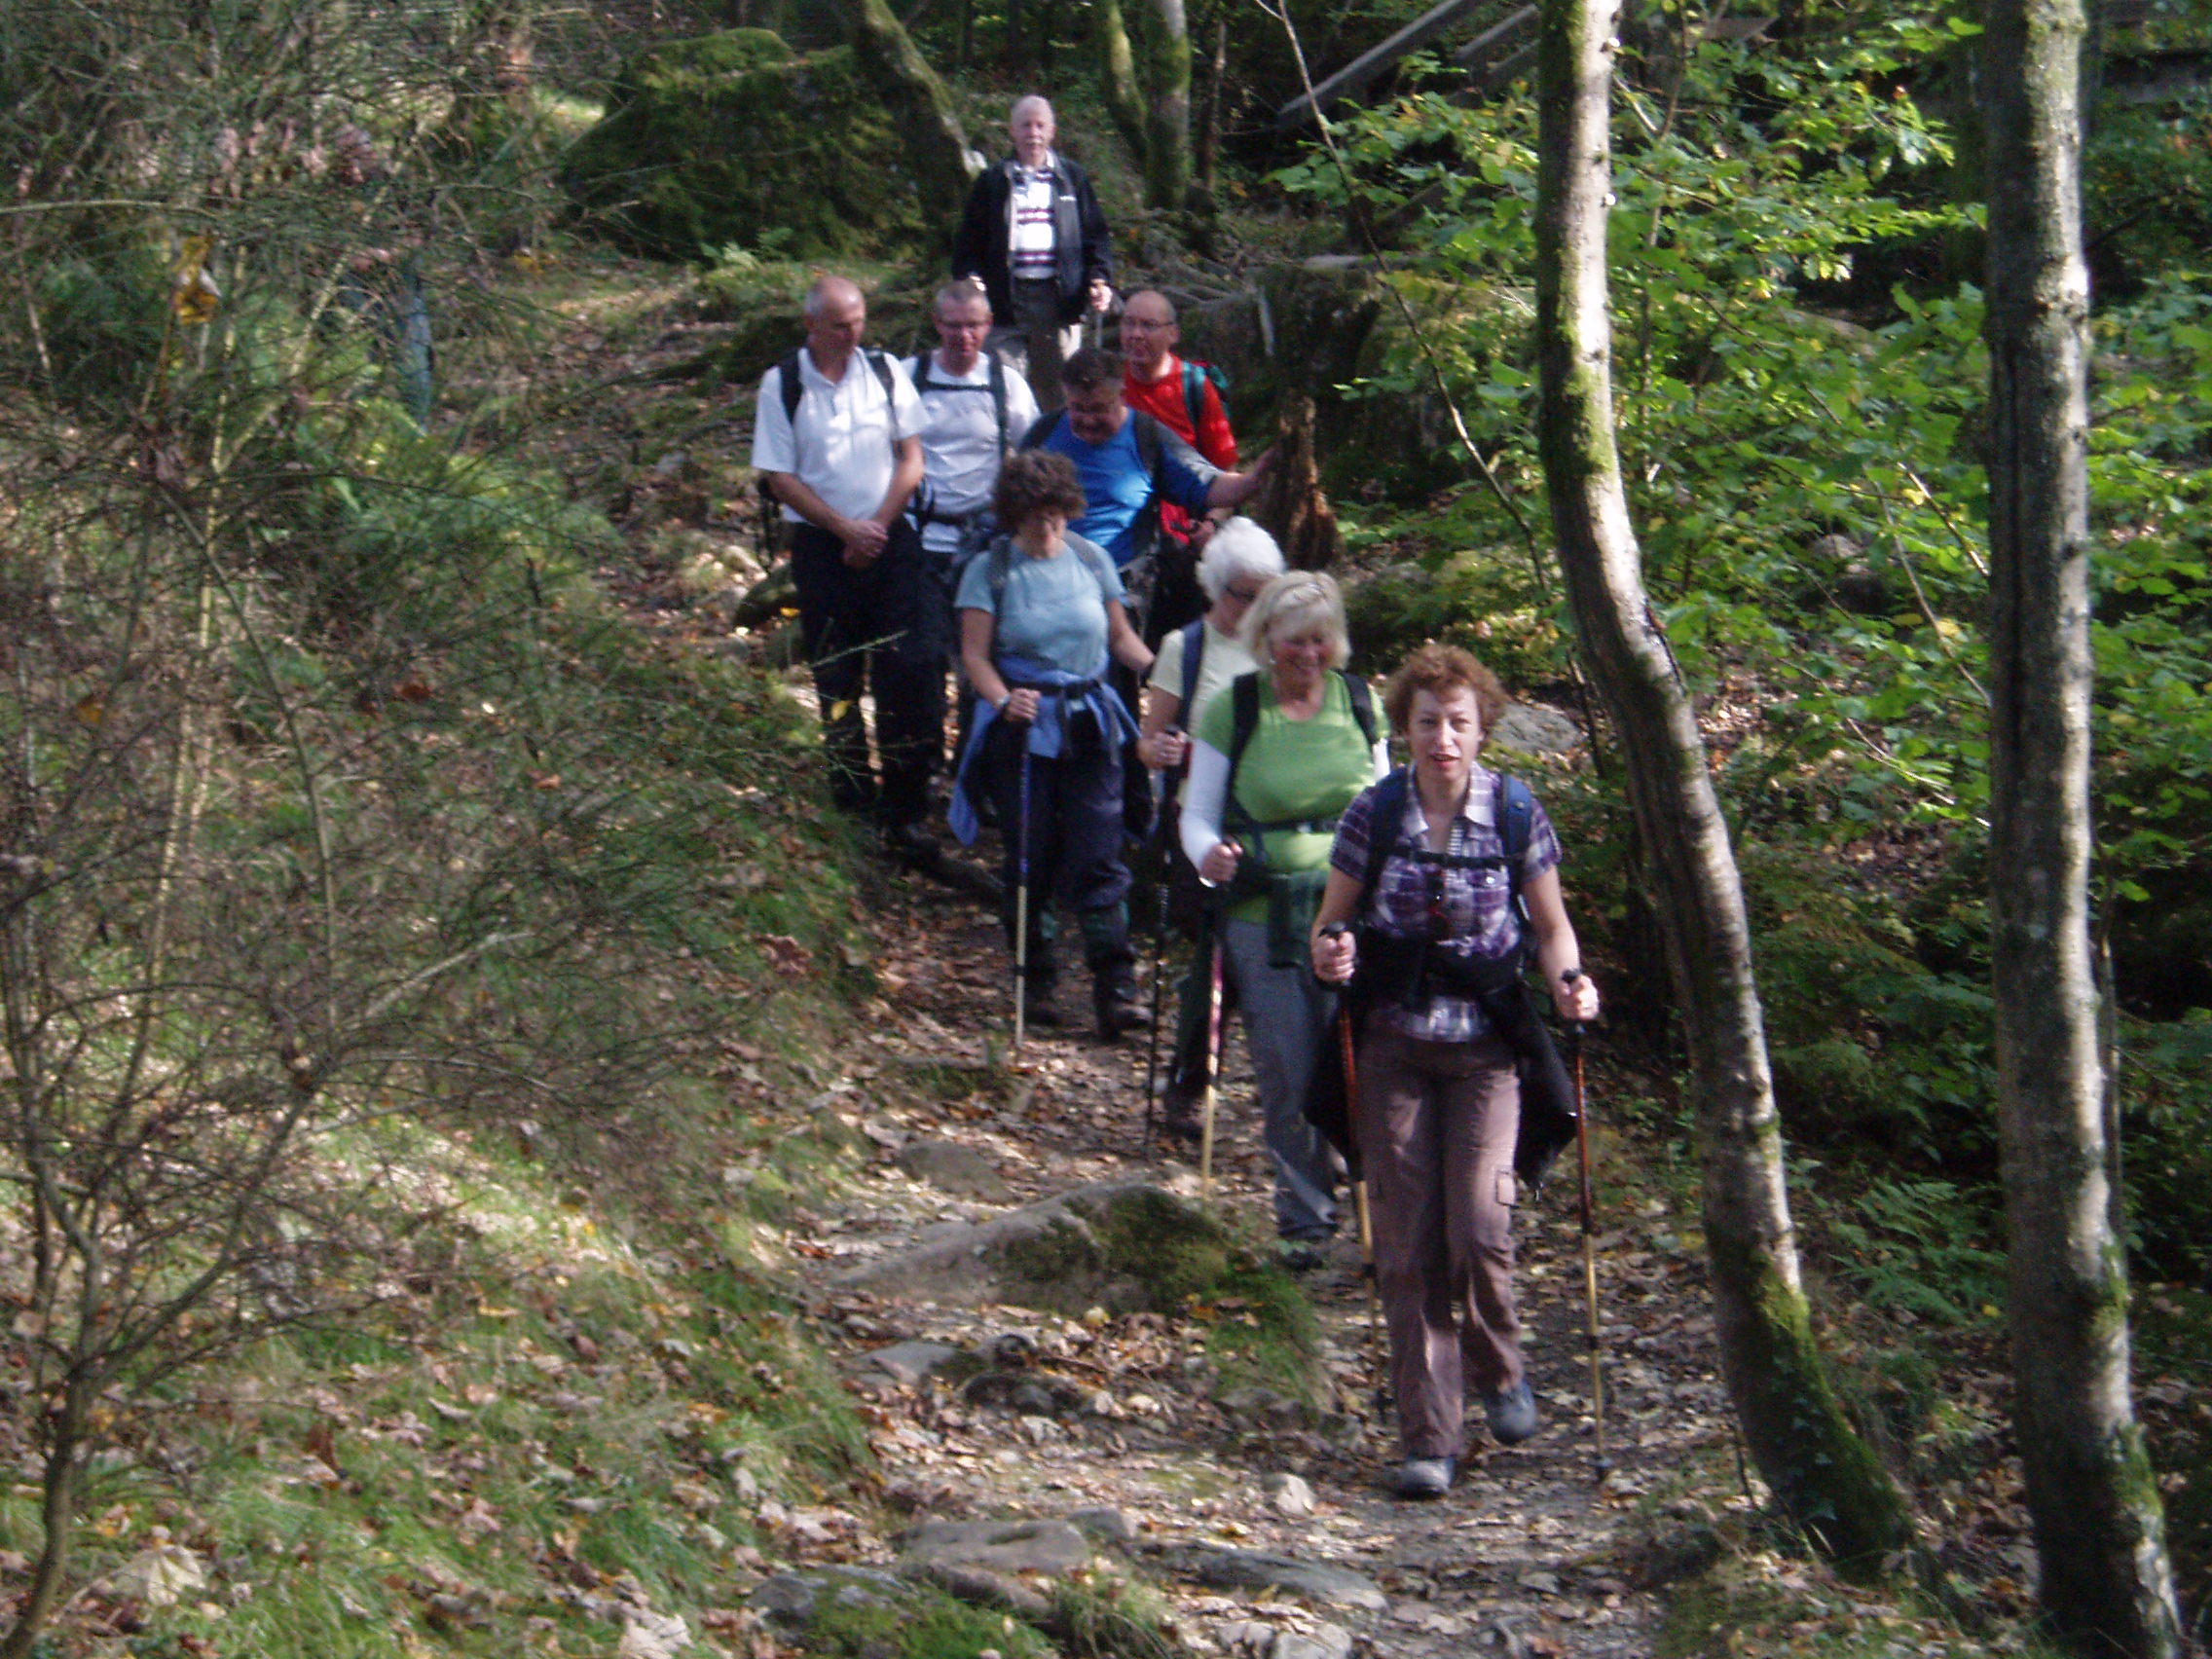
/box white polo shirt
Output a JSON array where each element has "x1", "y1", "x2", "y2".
[
  {"x1": 903, "y1": 350, "x2": 1042, "y2": 554},
  {"x1": 752, "y1": 347, "x2": 924, "y2": 524}
]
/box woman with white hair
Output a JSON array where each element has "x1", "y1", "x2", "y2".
[
  {"x1": 1136, "y1": 519, "x2": 1288, "y2": 1142},
  {"x1": 1179, "y1": 571, "x2": 1386, "y2": 1262}
]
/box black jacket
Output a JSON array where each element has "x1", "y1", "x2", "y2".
[{"x1": 951, "y1": 155, "x2": 1113, "y2": 327}]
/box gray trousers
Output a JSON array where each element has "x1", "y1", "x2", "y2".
[
  {"x1": 1356, "y1": 1023, "x2": 1524, "y2": 1460},
  {"x1": 1222, "y1": 918, "x2": 1342, "y2": 1240},
  {"x1": 993, "y1": 277, "x2": 1084, "y2": 411}
]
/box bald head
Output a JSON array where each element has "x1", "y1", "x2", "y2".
[
  {"x1": 1120, "y1": 289, "x2": 1180, "y2": 378},
  {"x1": 1010, "y1": 96, "x2": 1056, "y2": 167},
  {"x1": 804, "y1": 275, "x2": 865, "y2": 321},
  {"x1": 802, "y1": 275, "x2": 866, "y2": 377}
]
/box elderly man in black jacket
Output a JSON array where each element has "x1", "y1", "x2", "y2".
[{"x1": 952, "y1": 94, "x2": 1112, "y2": 412}]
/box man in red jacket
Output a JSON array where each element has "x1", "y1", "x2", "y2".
[{"x1": 1119, "y1": 289, "x2": 1238, "y2": 641}]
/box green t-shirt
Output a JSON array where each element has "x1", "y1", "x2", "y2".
[{"x1": 1197, "y1": 672, "x2": 1378, "y2": 924}]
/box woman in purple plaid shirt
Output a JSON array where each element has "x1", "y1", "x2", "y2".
[{"x1": 1309, "y1": 644, "x2": 1602, "y2": 1500}]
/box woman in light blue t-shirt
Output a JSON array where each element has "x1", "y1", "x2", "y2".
[{"x1": 952, "y1": 452, "x2": 1156, "y2": 1038}]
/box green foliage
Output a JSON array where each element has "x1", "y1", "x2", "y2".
[
  {"x1": 1817, "y1": 1176, "x2": 2004, "y2": 1327},
  {"x1": 2085, "y1": 94, "x2": 2212, "y2": 295},
  {"x1": 560, "y1": 32, "x2": 926, "y2": 261}
]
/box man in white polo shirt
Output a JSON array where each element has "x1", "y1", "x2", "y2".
[{"x1": 754, "y1": 275, "x2": 941, "y2": 865}]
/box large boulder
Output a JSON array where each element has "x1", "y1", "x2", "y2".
[{"x1": 561, "y1": 30, "x2": 925, "y2": 261}]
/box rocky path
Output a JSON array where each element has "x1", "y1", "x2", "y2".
[
  {"x1": 507, "y1": 255, "x2": 1744, "y2": 1657},
  {"x1": 755, "y1": 860, "x2": 1745, "y2": 1659}
]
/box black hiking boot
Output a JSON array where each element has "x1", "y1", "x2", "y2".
[
  {"x1": 1092, "y1": 973, "x2": 1151, "y2": 1040},
  {"x1": 1160, "y1": 1075, "x2": 1205, "y2": 1144}
]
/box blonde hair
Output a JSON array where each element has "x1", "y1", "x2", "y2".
[{"x1": 1240, "y1": 571, "x2": 1349, "y2": 670}]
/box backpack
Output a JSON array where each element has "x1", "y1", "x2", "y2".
[
  {"x1": 1180, "y1": 358, "x2": 1230, "y2": 439},
  {"x1": 757, "y1": 349, "x2": 902, "y2": 552},
  {"x1": 1314, "y1": 764, "x2": 1581, "y2": 1189},
  {"x1": 1173, "y1": 618, "x2": 1207, "y2": 732},
  {"x1": 1225, "y1": 669, "x2": 1378, "y2": 795},
  {"x1": 1018, "y1": 407, "x2": 1171, "y2": 565},
  {"x1": 909, "y1": 350, "x2": 1010, "y2": 453},
  {"x1": 980, "y1": 529, "x2": 1114, "y2": 608},
  {"x1": 981, "y1": 531, "x2": 1154, "y2": 842}
]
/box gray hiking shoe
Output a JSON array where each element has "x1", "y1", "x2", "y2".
[
  {"x1": 1481, "y1": 1381, "x2": 1540, "y2": 1446},
  {"x1": 1391, "y1": 1456, "x2": 1455, "y2": 1499}
]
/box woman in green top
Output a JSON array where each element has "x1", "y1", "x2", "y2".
[{"x1": 1179, "y1": 572, "x2": 1386, "y2": 1255}]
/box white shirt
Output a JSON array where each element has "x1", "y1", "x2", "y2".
[
  {"x1": 903, "y1": 351, "x2": 1042, "y2": 553},
  {"x1": 752, "y1": 347, "x2": 924, "y2": 523},
  {"x1": 1146, "y1": 618, "x2": 1256, "y2": 738}
]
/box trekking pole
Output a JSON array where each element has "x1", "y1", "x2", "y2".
[
  {"x1": 1013, "y1": 745, "x2": 1032, "y2": 1063},
  {"x1": 1567, "y1": 969, "x2": 1608, "y2": 1480},
  {"x1": 1322, "y1": 923, "x2": 1388, "y2": 1417},
  {"x1": 1196, "y1": 925, "x2": 1226, "y2": 1200},
  {"x1": 1141, "y1": 840, "x2": 1170, "y2": 1146}
]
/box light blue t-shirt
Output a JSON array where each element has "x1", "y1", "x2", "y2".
[
  {"x1": 955, "y1": 535, "x2": 1124, "y2": 675},
  {"x1": 1034, "y1": 414, "x2": 1217, "y2": 567}
]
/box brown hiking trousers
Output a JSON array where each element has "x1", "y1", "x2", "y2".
[{"x1": 1355, "y1": 1023, "x2": 1525, "y2": 1461}]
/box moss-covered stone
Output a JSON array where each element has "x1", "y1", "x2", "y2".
[{"x1": 560, "y1": 31, "x2": 926, "y2": 261}]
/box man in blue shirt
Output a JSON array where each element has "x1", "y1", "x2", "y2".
[{"x1": 1024, "y1": 348, "x2": 1269, "y2": 643}]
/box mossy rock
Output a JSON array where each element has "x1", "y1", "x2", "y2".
[{"x1": 560, "y1": 30, "x2": 926, "y2": 261}]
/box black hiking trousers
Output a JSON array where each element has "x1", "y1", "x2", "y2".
[{"x1": 790, "y1": 519, "x2": 946, "y2": 828}]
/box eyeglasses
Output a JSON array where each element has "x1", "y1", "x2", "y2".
[{"x1": 1225, "y1": 584, "x2": 1264, "y2": 604}]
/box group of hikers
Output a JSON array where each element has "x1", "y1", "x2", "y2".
[{"x1": 751, "y1": 94, "x2": 1602, "y2": 1499}]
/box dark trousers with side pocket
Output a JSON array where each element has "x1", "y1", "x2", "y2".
[
  {"x1": 1356, "y1": 1023, "x2": 1525, "y2": 1460},
  {"x1": 790, "y1": 519, "x2": 944, "y2": 826},
  {"x1": 981, "y1": 719, "x2": 1132, "y2": 986}
]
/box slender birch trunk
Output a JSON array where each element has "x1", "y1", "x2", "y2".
[
  {"x1": 1981, "y1": 0, "x2": 2184, "y2": 1645},
  {"x1": 1531, "y1": 0, "x2": 1914, "y2": 1576}
]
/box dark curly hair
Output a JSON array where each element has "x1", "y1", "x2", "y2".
[
  {"x1": 992, "y1": 449, "x2": 1088, "y2": 530},
  {"x1": 1059, "y1": 346, "x2": 1124, "y2": 395},
  {"x1": 1382, "y1": 643, "x2": 1509, "y2": 736}
]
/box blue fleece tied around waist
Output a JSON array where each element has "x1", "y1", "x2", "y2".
[{"x1": 947, "y1": 650, "x2": 1138, "y2": 845}]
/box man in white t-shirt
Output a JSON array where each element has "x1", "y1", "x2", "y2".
[
  {"x1": 905, "y1": 277, "x2": 1041, "y2": 569},
  {"x1": 754, "y1": 275, "x2": 942, "y2": 864}
]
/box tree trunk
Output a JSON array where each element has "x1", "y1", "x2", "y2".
[
  {"x1": 1196, "y1": 12, "x2": 1226, "y2": 192},
  {"x1": 1981, "y1": 0, "x2": 2186, "y2": 1646},
  {"x1": 0, "y1": 1395, "x2": 83, "y2": 1659},
  {"x1": 841, "y1": 0, "x2": 980, "y2": 235},
  {"x1": 1094, "y1": 0, "x2": 1151, "y2": 170},
  {"x1": 1531, "y1": 0, "x2": 1915, "y2": 1579},
  {"x1": 1144, "y1": 0, "x2": 1193, "y2": 210}
]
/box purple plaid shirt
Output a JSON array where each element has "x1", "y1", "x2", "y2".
[{"x1": 1329, "y1": 767, "x2": 1562, "y2": 1043}]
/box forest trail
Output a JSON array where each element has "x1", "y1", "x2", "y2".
[
  {"x1": 776, "y1": 862, "x2": 1737, "y2": 1657},
  {"x1": 527, "y1": 256, "x2": 1750, "y2": 1657}
]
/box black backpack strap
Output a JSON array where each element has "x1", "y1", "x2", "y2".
[
  {"x1": 1496, "y1": 770, "x2": 1536, "y2": 923},
  {"x1": 1356, "y1": 767, "x2": 1412, "y2": 911},
  {"x1": 1129, "y1": 412, "x2": 1168, "y2": 565},
  {"x1": 866, "y1": 348, "x2": 897, "y2": 407},
  {"x1": 1175, "y1": 619, "x2": 1206, "y2": 730},
  {"x1": 1018, "y1": 409, "x2": 1062, "y2": 450},
  {"x1": 778, "y1": 349, "x2": 805, "y2": 428},
  {"x1": 989, "y1": 353, "x2": 1009, "y2": 450},
  {"x1": 1226, "y1": 671, "x2": 1261, "y2": 779},
  {"x1": 985, "y1": 535, "x2": 1014, "y2": 608},
  {"x1": 1341, "y1": 670, "x2": 1378, "y2": 748}
]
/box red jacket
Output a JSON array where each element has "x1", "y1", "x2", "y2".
[{"x1": 1124, "y1": 355, "x2": 1236, "y2": 545}]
